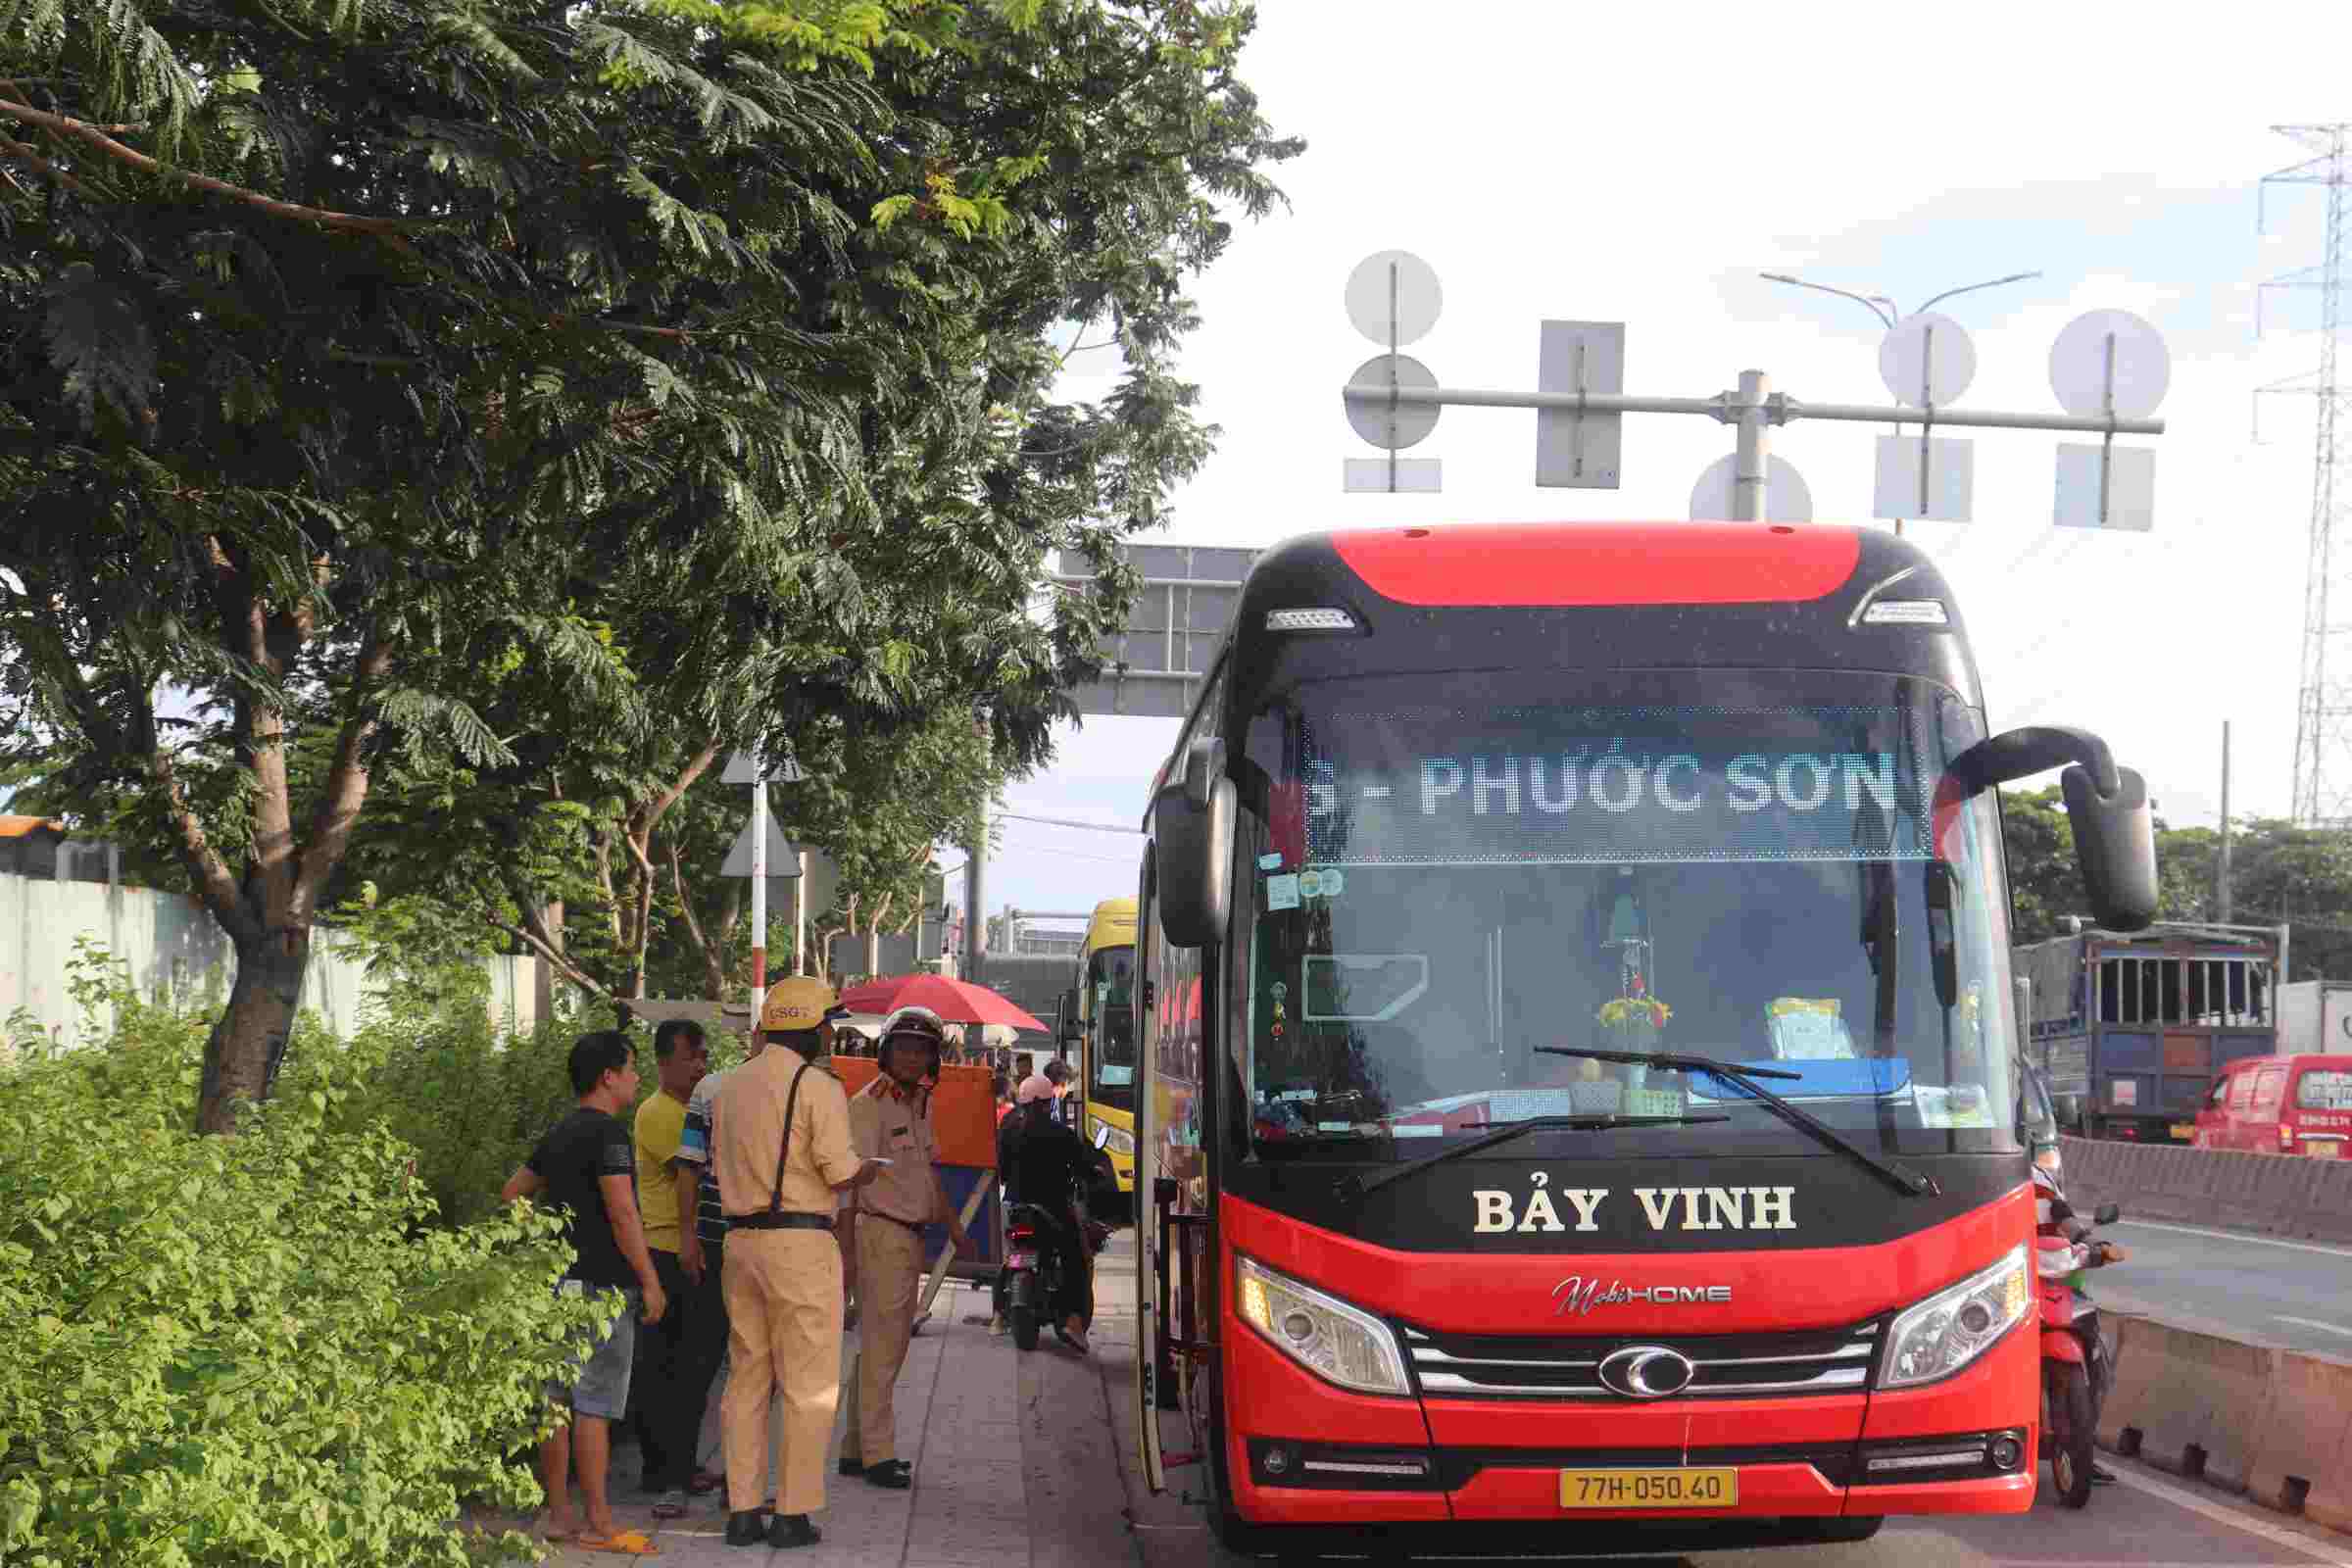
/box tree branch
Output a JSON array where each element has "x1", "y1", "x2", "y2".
[
  {"x1": 486, "y1": 902, "x2": 610, "y2": 1000},
  {"x1": 289, "y1": 619, "x2": 390, "y2": 925},
  {"x1": 670, "y1": 837, "x2": 724, "y2": 999},
  {"x1": 0, "y1": 132, "x2": 89, "y2": 194},
  {"x1": 0, "y1": 98, "x2": 424, "y2": 242},
  {"x1": 149, "y1": 745, "x2": 253, "y2": 944}
]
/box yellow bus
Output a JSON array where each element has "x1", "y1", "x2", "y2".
[{"x1": 1061, "y1": 896, "x2": 1139, "y2": 1192}]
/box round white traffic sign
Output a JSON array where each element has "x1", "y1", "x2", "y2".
[
  {"x1": 1345, "y1": 250, "x2": 1443, "y2": 348},
  {"x1": 2050, "y1": 309, "x2": 2170, "y2": 420},
  {"x1": 1345, "y1": 354, "x2": 1441, "y2": 450},
  {"x1": 1879, "y1": 312, "x2": 1978, "y2": 408},
  {"x1": 1689, "y1": 455, "x2": 1813, "y2": 523}
]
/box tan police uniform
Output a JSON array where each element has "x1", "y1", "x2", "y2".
[
  {"x1": 841, "y1": 1075, "x2": 941, "y2": 1471},
  {"x1": 713, "y1": 980, "x2": 862, "y2": 1520}
]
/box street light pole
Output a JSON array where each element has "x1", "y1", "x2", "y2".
[{"x1": 1759, "y1": 270, "x2": 2044, "y2": 535}]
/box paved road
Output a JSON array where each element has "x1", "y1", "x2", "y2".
[{"x1": 2093, "y1": 1218, "x2": 2352, "y2": 1355}]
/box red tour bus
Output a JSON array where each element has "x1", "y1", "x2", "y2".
[{"x1": 1131, "y1": 521, "x2": 2158, "y2": 1556}]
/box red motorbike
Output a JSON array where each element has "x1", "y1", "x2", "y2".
[{"x1": 2038, "y1": 1199, "x2": 2124, "y2": 1508}]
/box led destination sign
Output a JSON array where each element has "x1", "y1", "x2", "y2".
[{"x1": 1298, "y1": 708, "x2": 1933, "y2": 867}]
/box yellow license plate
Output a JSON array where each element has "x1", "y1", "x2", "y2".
[
  {"x1": 2170, "y1": 1122, "x2": 2195, "y2": 1140},
  {"x1": 1559, "y1": 1468, "x2": 1739, "y2": 1510}
]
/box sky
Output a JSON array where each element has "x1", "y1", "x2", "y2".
[{"x1": 978, "y1": 2, "x2": 2352, "y2": 935}]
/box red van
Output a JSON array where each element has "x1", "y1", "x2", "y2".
[{"x1": 2193, "y1": 1054, "x2": 2352, "y2": 1156}]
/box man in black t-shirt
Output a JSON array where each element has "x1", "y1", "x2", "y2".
[{"x1": 502, "y1": 1032, "x2": 669, "y2": 1551}]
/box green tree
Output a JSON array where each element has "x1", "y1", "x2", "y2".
[
  {"x1": 1, "y1": 0, "x2": 1298, "y2": 1127},
  {"x1": 1999, "y1": 786, "x2": 2077, "y2": 945}
]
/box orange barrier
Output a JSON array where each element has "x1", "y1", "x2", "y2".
[
  {"x1": 829, "y1": 1058, "x2": 997, "y2": 1169},
  {"x1": 828, "y1": 1056, "x2": 1002, "y2": 1281}
]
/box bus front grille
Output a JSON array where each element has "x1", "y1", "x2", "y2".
[{"x1": 1401, "y1": 1319, "x2": 1879, "y2": 1400}]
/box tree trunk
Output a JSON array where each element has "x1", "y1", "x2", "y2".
[{"x1": 196, "y1": 919, "x2": 312, "y2": 1134}]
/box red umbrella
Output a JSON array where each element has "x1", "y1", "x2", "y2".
[{"x1": 836, "y1": 973, "x2": 1047, "y2": 1032}]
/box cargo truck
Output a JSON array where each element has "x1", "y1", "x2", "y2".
[
  {"x1": 2014, "y1": 922, "x2": 2279, "y2": 1142},
  {"x1": 2275, "y1": 980, "x2": 2352, "y2": 1057}
]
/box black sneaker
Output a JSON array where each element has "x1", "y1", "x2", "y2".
[
  {"x1": 768, "y1": 1513, "x2": 822, "y2": 1549},
  {"x1": 838, "y1": 1455, "x2": 864, "y2": 1477},
  {"x1": 724, "y1": 1510, "x2": 770, "y2": 1548},
  {"x1": 863, "y1": 1459, "x2": 913, "y2": 1490}
]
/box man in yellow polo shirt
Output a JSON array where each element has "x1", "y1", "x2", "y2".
[{"x1": 627, "y1": 1017, "x2": 709, "y2": 1516}]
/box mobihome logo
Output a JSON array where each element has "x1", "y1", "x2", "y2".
[{"x1": 1551, "y1": 1277, "x2": 1733, "y2": 1317}]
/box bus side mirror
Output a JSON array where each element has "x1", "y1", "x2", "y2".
[
  {"x1": 2061, "y1": 763, "x2": 2157, "y2": 933},
  {"x1": 2052, "y1": 1092, "x2": 2083, "y2": 1127},
  {"x1": 1152, "y1": 736, "x2": 1235, "y2": 949},
  {"x1": 1946, "y1": 726, "x2": 2157, "y2": 932},
  {"x1": 1057, "y1": 989, "x2": 1081, "y2": 1047}
]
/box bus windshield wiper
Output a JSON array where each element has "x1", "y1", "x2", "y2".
[
  {"x1": 1535, "y1": 1048, "x2": 1938, "y2": 1198},
  {"x1": 1337, "y1": 1113, "x2": 1729, "y2": 1204}
]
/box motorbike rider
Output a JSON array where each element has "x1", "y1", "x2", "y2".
[
  {"x1": 998, "y1": 1072, "x2": 1116, "y2": 1351},
  {"x1": 2034, "y1": 1163, "x2": 2128, "y2": 1485}
]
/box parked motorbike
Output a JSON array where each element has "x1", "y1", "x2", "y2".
[
  {"x1": 1002, "y1": 1126, "x2": 1118, "y2": 1352},
  {"x1": 2039, "y1": 1198, "x2": 2124, "y2": 1508}
]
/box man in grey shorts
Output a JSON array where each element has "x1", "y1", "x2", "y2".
[{"x1": 504, "y1": 1032, "x2": 670, "y2": 1552}]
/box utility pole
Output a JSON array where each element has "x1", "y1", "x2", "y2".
[{"x1": 2219, "y1": 719, "x2": 2235, "y2": 923}]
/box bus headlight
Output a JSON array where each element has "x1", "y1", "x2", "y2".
[
  {"x1": 1090, "y1": 1118, "x2": 1136, "y2": 1157},
  {"x1": 1878, "y1": 1244, "x2": 2031, "y2": 1391},
  {"x1": 1235, "y1": 1254, "x2": 1410, "y2": 1396}
]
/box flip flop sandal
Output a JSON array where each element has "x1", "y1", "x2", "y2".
[
  {"x1": 686, "y1": 1472, "x2": 723, "y2": 1496},
  {"x1": 650, "y1": 1497, "x2": 690, "y2": 1520},
  {"x1": 577, "y1": 1529, "x2": 662, "y2": 1556}
]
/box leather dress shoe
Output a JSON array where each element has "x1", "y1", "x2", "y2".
[
  {"x1": 724, "y1": 1509, "x2": 770, "y2": 1548},
  {"x1": 769, "y1": 1513, "x2": 823, "y2": 1548},
  {"x1": 864, "y1": 1459, "x2": 912, "y2": 1490}
]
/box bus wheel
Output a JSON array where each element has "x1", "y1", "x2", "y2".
[{"x1": 1010, "y1": 1304, "x2": 1039, "y2": 1352}]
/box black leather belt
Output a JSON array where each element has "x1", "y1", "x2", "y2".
[{"x1": 726, "y1": 1211, "x2": 834, "y2": 1232}]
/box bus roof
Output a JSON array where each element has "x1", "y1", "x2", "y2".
[
  {"x1": 1084, "y1": 897, "x2": 1137, "y2": 955},
  {"x1": 1146, "y1": 520, "x2": 1984, "y2": 805}
]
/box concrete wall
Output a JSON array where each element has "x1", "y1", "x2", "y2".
[
  {"x1": 0, "y1": 871, "x2": 544, "y2": 1047},
  {"x1": 2058, "y1": 1134, "x2": 2352, "y2": 1248}
]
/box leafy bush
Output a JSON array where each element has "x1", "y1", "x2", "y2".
[{"x1": 0, "y1": 951, "x2": 613, "y2": 1567}]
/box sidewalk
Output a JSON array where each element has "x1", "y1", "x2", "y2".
[{"x1": 479, "y1": 1245, "x2": 1166, "y2": 1566}]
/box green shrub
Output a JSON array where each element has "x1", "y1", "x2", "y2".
[{"x1": 0, "y1": 952, "x2": 613, "y2": 1567}]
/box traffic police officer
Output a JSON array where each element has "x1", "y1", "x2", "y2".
[
  {"x1": 713, "y1": 978, "x2": 883, "y2": 1551},
  {"x1": 839, "y1": 1007, "x2": 968, "y2": 1489}
]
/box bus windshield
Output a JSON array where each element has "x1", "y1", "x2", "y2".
[
  {"x1": 1088, "y1": 944, "x2": 1138, "y2": 1112},
  {"x1": 1236, "y1": 668, "x2": 2017, "y2": 1158}
]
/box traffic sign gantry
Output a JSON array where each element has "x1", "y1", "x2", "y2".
[
  {"x1": 1335, "y1": 274, "x2": 2171, "y2": 525},
  {"x1": 1051, "y1": 544, "x2": 1261, "y2": 720}
]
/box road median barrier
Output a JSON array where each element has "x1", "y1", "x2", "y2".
[
  {"x1": 2246, "y1": 1349, "x2": 2352, "y2": 1533},
  {"x1": 2058, "y1": 1136, "x2": 2352, "y2": 1246},
  {"x1": 2095, "y1": 1311, "x2": 2273, "y2": 1490},
  {"x1": 2094, "y1": 1304, "x2": 2352, "y2": 1536}
]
